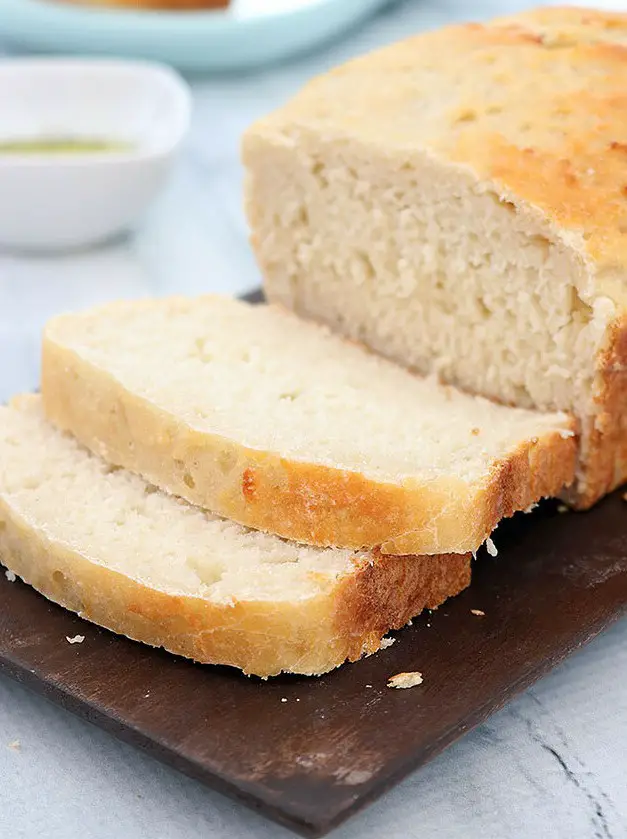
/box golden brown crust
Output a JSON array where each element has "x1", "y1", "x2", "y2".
[
  {"x1": 0, "y1": 499, "x2": 470, "y2": 678},
  {"x1": 41, "y1": 336, "x2": 576, "y2": 555},
  {"x1": 257, "y1": 6, "x2": 627, "y2": 276},
  {"x1": 566, "y1": 313, "x2": 627, "y2": 508}
]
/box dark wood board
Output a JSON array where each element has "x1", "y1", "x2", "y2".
[{"x1": 1, "y1": 292, "x2": 627, "y2": 836}]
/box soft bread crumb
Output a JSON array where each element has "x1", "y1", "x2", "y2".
[
  {"x1": 245, "y1": 10, "x2": 621, "y2": 506},
  {"x1": 379, "y1": 636, "x2": 396, "y2": 650},
  {"x1": 7, "y1": 740, "x2": 20, "y2": 752},
  {"x1": 471, "y1": 609, "x2": 485, "y2": 616},
  {"x1": 388, "y1": 671, "x2": 423, "y2": 689},
  {"x1": 281, "y1": 697, "x2": 287, "y2": 703},
  {"x1": 44, "y1": 295, "x2": 576, "y2": 556},
  {"x1": 486, "y1": 537, "x2": 498, "y2": 557},
  {"x1": 0, "y1": 396, "x2": 472, "y2": 678},
  {"x1": 66, "y1": 635, "x2": 85, "y2": 645},
  {"x1": 4, "y1": 568, "x2": 16, "y2": 582}
]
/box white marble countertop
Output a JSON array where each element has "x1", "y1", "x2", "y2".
[{"x1": 1, "y1": 2, "x2": 626, "y2": 837}]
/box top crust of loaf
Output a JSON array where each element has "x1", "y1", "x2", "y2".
[{"x1": 245, "y1": 6, "x2": 627, "y2": 289}]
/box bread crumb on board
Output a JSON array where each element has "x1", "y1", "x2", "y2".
[
  {"x1": 387, "y1": 671, "x2": 423, "y2": 689},
  {"x1": 471, "y1": 609, "x2": 485, "y2": 617},
  {"x1": 7, "y1": 740, "x2": 21, "y2": 752},
  {"x1": 379, "y1": 636, "x2": 396, "y2": 650},
  {"x1": 622, "y1": 492, "x2": 627, "y2": 503},
  {"x1": 66, "y1": 635, "x2": 85, "y2": 645},
  {"x1": 4, "y1": 569, "x2": 16, "y2": 582},
  {"x1": 557, "y1": 504, "x2": 569, "y2": 513},
  {"x1": 485, "y1": 537, "x2": 498, "y2": 557}
]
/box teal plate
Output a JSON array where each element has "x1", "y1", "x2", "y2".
[{"x1": 2, "y1": 0, "x2": 393, "y2": 71}]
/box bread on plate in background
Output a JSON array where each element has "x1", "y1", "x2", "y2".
[{"x1": 59, "y1": 0, "x2": 230, "y2": 10}]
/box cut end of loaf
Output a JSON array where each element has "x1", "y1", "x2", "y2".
[{"x1": 243, "y1": 6, "x2": 627, "y2": 508}]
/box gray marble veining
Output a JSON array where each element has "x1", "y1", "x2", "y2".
[{"x1": 1, "y1": 2, "x2": 626, "y2": 837}]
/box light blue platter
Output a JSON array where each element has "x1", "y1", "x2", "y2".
[{"x1": 2, "y1": 0, "x2": 392, "y2": 71}]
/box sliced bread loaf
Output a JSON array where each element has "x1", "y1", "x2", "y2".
[
  {"x1": 0, "y1": 395, "x2": 470, "y2": 677},
  {"x1": 42, "y1": 295, "x2": 576, "y2": 555},
  {"x1": 242, "y1": 6, "x2": 627, "y2": 509}
]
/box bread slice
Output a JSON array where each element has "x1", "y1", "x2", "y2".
[
  {"x1": 0, "y1": 395, "x2": 470, "y2": 678},
  {"x1": 242, "y1": 6, "x2": 627, "y2": 509},
  {"x1": 42, "y1": 295, "x2": 576, "y2": 555}
]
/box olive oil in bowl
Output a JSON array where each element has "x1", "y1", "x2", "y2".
[{"x1": 0, "y1": 137, "x2": 134, "y2": 155}]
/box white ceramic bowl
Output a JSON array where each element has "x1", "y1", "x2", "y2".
[{"x1": 0, "y1": 59, "x2": 191, "y2": 251}]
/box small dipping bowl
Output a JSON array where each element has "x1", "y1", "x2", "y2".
[{"x1": 0, "y1": 58, "x2": 191, "y2": 251}]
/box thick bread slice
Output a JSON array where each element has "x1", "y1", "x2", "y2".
[
  {"x1": 0, "y1": 395, "x2": 470, "y2": 678},
  {"x1": 242, "y1": 6, "x2": 627, "y2": 509},
  {"x1": 42, "y1": 295, "x2": 576, "y2": 555}
]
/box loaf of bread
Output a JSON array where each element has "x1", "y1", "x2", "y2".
[
  {"x1": 243, "y1": 6, "x2": 627, "y2": 509},
  {"x1": 41, "y1": 295, "x2": 576, "y2": 555},
  {"x1": 0, "y1": 395, "x2": 470, "y2": 677}
]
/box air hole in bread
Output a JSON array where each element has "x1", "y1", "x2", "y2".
[
  {"x1": 192, "y1": 337, "x2": 213, "y2": 364},
  {"x1": 511, "y1": 383, "x2": 532, "y2": 404},
  {"x1": 311, "y1": 160, "x2": 329, "y2": 188},
  {"x1": 183, "y1": 472, "x2": 196, "y2": 489},
  {"x1": 185, "y1": 557, "x2": 223, "y2": 588},
  {"x1": 454, "y1": 108, "x2": 477, "y2": 124},
  {"x1": 217, "y1": 449, "x2": 237, "y2": 475},
  {"x1": 477, "y1": 298, "x2": 492, "y2": 320},
  {"x1": 569, "y1": 287, "x2": 594, "y2": 323},
  {"x1": 355, "y1": 251, "x2": 376, "y2": 282}
]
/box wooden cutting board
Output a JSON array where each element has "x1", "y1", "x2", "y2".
[
  {"x1": 1, "y1": 492, "x2": 626, "y2": 836},
  {"x1": 1, "y1": 291, "x2": 626, "y2": 836}
]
